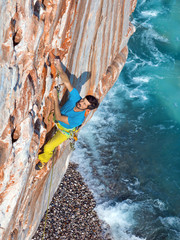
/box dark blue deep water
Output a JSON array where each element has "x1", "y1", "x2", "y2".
[{"x1": 71, "y1": 0, "x2": 180, "y2": 239}]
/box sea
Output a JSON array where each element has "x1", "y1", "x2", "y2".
[{"x1": 71, "y1": 0, "x2": 180, "y2": 239}]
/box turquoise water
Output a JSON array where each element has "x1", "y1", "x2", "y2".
[{"x1": 71, "y1": 0, "x2": 180, "y2": 239}]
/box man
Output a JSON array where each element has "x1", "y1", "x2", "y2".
[{"x1": 35, "y1": 59, "x2": 99, "y2": 170}]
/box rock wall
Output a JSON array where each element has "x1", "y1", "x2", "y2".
[{"x1": 0, "y1": 0, "x2": 136, "y2": 239}]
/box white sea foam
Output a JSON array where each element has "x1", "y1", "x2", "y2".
[
  {"x1": 129, "y1": 88, "x2": 148, "y2": 101},
  {"x1": 153, "y1": 199, "x2": 167, "y2": 211},
  {"x1": 114, "y1": 75, "x2": 149, "y2": 102},
  {"x1": 141, "y1": 10, "x2": 159, "y2": 17},
  {"x1": 160, "y1": 217, "x2": 180, "y2": 240},
  {"x1": 152, "y1": 31, "x2": 169, "y2": 43},
  {"x1": 96, "y1": 201, "x2": 146, "y2": 240},
  {"x1": 142, "y1": 26, "x2": 169, "y2": 44},
  {"x1": 133, "y1": 76, "x2": 151, "y2": 83},
  {"x1": 160, "y1": 216, "x2": 180, "y2": 231}
]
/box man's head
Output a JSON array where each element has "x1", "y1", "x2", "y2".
[
  {"x1": 76, "y1": 95, "x2": 99, "y2": 111},
  {"x1": 85, "y1": 95, "x2": 99, "y2": 110}
]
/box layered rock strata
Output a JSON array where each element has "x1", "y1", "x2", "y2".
[{"x1": 0, "y1": 0, "x2": 136, "y2": 239}]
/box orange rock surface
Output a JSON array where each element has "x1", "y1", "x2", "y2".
[{"x1": 0, "y1": 0, "x2": 136, "y2": 239}]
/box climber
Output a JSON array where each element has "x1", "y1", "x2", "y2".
[{"x1": 35, "y1": 59, "x2": 99, "y2": 170}]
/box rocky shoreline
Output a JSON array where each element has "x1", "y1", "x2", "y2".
[{"x1": 32, "y1": 162, "x2": 112, "y2": 240}]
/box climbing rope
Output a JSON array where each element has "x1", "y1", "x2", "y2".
[{"x1": 42, "y1": 150, "x2": 55, "y2": 240}]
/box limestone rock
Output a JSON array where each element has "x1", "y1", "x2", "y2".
[{"x1": 0, "y1": 0, "x2": 136, "y2": 239}]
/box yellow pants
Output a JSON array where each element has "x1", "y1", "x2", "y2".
[
  {"x1": 38, "y1": 123, "x2": 76, "y2": 164},
  {"x1": 38, "y1": 130, "x2": 68, "y2": 164}
]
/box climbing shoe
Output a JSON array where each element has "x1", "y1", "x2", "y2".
[{"x1": 35, "y1": 161, "x2": 44, "y2": 170}]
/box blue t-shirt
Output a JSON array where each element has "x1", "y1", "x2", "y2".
[{"x1": 58, "y1": 88, "x2": 85, "y2": 129}]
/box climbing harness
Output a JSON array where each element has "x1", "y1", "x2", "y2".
[
  {"x1": 55, "y1": 122, "x2": 79, "y2": 151},
  {"x1": 42, "y1": 150, "x2": 55, "y2": 240},
  {"x1": 69, "y1": 131, "x2": 78, "y2": 151},
  {"x1": 67, "y1": 129, "x2": 78, "y2": 151}
]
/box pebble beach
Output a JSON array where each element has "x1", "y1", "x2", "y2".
[{"x1": 32, "y1": 162, "x2": 112, "y2": 240}]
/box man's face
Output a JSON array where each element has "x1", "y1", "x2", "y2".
[{"x1": 76, "y1": 98, "x2": 91, "y2": 110}]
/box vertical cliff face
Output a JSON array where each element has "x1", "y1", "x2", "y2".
[{"x1": 0, "y1": 0, "x2": 136, "y2": 239}]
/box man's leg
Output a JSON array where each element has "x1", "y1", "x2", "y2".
[{"x1": 38, "y1": 130, "x2": 68, "y2": 164}]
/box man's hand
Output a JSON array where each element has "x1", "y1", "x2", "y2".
[
  {"x1": 54, "y1": 59, "x2": 73, "y2": 92},
  {"x1": 54, "y1": 59, "x2": 63, "y2": 73}
]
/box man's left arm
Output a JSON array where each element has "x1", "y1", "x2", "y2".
[{"x1": 53, "y1": 89, "x2": 69, "y2": 125}]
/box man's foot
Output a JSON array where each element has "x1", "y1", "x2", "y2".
[{"x1": 35, "y1": 161, "x2": 44, "y2": 170}]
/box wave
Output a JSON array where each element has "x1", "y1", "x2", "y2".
[
  {"x1": 160, "y1": 216, "x2": 180, "y2": 239},
  {"x1": 96, "y1": 201, "x2": 146, "y2": 240},
  {"x1": 160, "y1": 216, "x2": 180, "y2": 230}
]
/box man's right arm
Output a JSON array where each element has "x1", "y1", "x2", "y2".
[
  {"x1": 53, "y1": 89, "x2": 70, "y2": 125},
  {"x1": 54, "y1": 59, "x2": 73, "y2": 92}
]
